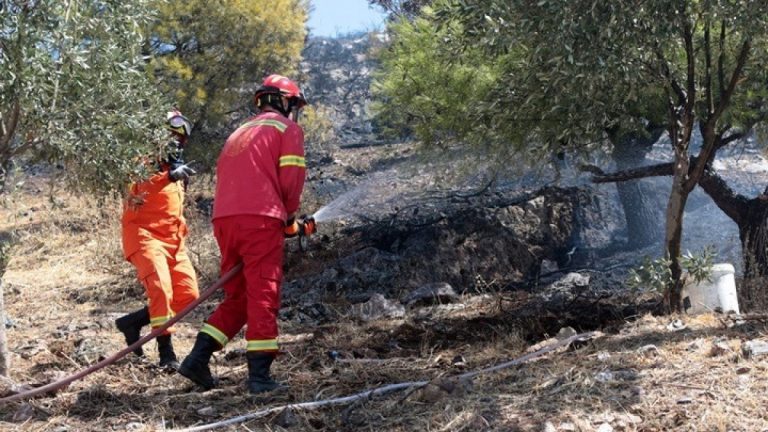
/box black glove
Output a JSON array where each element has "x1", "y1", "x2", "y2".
[
  {"x1": 165, "y1": 139, "x2": 184, "y2": 163},
  {"x1": 169, "y1": 163, "x2": 196, "y2": 182}
]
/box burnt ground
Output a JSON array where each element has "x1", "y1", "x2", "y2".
[{"x1": 1, "y1": 142, "x2": 768, "y2": 431}]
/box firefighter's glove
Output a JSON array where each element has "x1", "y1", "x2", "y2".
[
  {"x1": 169, "y1": 164, "x2": 196, "y2": 182},
  {"x1": 301, "y1": 216, "x2": 317, "y2": 237},
  {"x1": 284, "y1": 217, "x2": 300, "y2": 238}
]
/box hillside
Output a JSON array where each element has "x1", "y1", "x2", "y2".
[{"x1": 1, "y1": 33, "x2": 768, "y2": 432}]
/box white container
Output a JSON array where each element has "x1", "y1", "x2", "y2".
[{"x1": 683, "y1": 263, "x2": 739, "y2": 315}]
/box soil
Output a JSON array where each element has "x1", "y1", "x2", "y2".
[{"x1": 1, "y1": 139, "x2": 768, "y2": 432}]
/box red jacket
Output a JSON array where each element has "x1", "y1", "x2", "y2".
[{"x1": 213, "y1": 111, "x2": 306, "y2": 222}]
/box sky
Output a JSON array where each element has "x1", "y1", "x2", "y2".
[{"x1": 308, "y1": 0, "x2": 387, "y2": 37}]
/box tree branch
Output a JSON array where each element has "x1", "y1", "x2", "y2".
[
  {"x1": 676, "y1": 20, "x2": 696, "y2": 190},
  {"x1": 589, "y1": 161, "x2": 674, "y2": 184},
  {"x1": 698, "y1": 166, "x2": 748, "y2": 225},
  {"x1": 0, "y1": 102, "x2": 20, "y2": 154},
  {"x1": 590, "y1": 153, "x2": 750, "y2": 226},
  {"x1": 704, "y1": 19, "x2": 713, "y2": 117},
  {"x1": 689, "y1": 38, "x2": 752, "y2": 190},
  {"x1": 718, "y1": 20, "x2": 726, "y2": 97},
  {"x1": 713, "y1": 38, "x2": 751, "y2": 122},
  {"x1": 683, "y1": 18, "x2": 696, "y2": 120},
  {"x1": 717, "y1": 131, "x2": 746, "y2": 150},
  {"x1": 654, "y1": 44, "x2": 685, "y2": 104}
]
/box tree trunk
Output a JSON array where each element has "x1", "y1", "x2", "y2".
[
  {"x1": 611, "y1": 131, "x2": 664, "y2": 249},
  {"x1": 697, "y1": 161, "x2": 766, "y2": 310},
  {"x1": 736, "y1": 201, "x2": 768, "y2": 310},
  {"x1": 664, "y1": 180, "x2": 689, "y2": 311},
  {"x1": 0, "y1": 101, "x2": 21, "y2": 194},
  {"x1": 0, "y1": 235, "x2": 13, "y2": 377},
  {"x1": 0, "y1": 278, "x2": 7, "y2": 377}
]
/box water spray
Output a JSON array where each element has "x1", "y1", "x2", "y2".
[{"x1": 310, "y1": 181, "x2": 372, "y2": 223}]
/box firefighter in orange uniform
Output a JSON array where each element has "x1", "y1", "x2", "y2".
[
  {"x1": 179, "y1": 75, "x2": 308, "y2": 394},
  {"x1": 116, "y1": 111, "x2": 200, "y2": 370}
]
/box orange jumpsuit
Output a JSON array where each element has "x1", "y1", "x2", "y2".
[
  {"x1": 121, "y1": 168, "x2": 200, "y2": 334},
  {"x1": 201, "y1": 112, "x2": 305, "y2": 354}
]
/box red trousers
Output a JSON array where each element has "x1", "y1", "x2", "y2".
[
  {"x1": 129, "y1": 238, "x2": 199, "y2": 335},
  {"x1": 201, "y1": 215, "x2": 284, "y2": 353}
]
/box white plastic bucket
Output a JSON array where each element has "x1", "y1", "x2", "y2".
[{"x1": 683, "y1": 263, "x2": 739, "y2": 315}]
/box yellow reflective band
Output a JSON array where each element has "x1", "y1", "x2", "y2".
[
  {"x1": 150, "y1": 315, "x2": 171, "y2": 326},
  {"x1": 246, "y1": 339, "x2": 279, "y2": 351},
  {"x1": 201, "y1": 323, "x2": 229, "y2": 346},
  {"x1": 279, "y1": 155, "x2": 305, "y2": 168},
  {"x1": 239, "y1": 119, "x2": 287, "y2": 133}
]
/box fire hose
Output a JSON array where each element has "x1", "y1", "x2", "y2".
[
  {"x1": 0, "y1": 262, "x2": 244, "y2": 404},
  {"x1": 0, "y1": 215, "x2": 318, "y2": 404}
]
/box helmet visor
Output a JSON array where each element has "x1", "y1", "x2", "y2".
[
  {"x1": 287, "y1": 98, "x2": 305, "y2": 123},
  {"x1": 168, "y1": 115, "x2": 191, "y2": 136},
  {"x1": 289, "y1": 108, "x2": 302, "y2": 123}
]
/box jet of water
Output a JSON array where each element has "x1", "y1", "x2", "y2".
[{"x1": 312, "y1": 182, "x2": 370, "y2": 222}]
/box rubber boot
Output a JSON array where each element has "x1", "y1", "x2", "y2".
[
  {"x1": 246, "y1": 352, "x2": 286, "y2": 394},
  {"x1": 157, "y1": 335, "x2": 180, "y2": 370},
  {"x1": 178, "y1": 332, "x2": 220, "y2": 390},
  {"x1": 115, "y1": 306, "x2": 150, "y2": 357}
]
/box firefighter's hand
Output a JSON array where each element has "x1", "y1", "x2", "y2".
[
  {"x1": 169, "y1": 163, "x2": 196, "y2": 182},
  {"x1": 284, "y1": 217, "x2": 300, "y2": 238},
  {"x1": 301, "y1": 216, "x2": 317, "y2": 237}
]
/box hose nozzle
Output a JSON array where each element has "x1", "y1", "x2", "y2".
[
  {"x1": 300, "y1": 215, "x2": 316, "y2": 237},
  {"x1": 297, "y1": 214, "x2": 316, "y2": 252}
]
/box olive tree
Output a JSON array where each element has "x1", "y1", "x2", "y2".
[
  {"x1": 1, "y1": 0, "x2": 168, "y2": 376},
  {"x1": 146, "y1": 0, "x2": 309, "y2": 167},
  {"x1": 368, "y1": 0, "x2": 432, "y2": 19},
  {"x1": 1, "y1": 0, "x2": 168, "y2": 195},
  {"x1": 478, "y1": 0, "x2": 768, "y2": 310},
  {"x1": 373, "y1": 4, "x2": 668, "y2": 250},
  {"x1": 375, "y1": 0, "x2": 768, "y2": 310}
]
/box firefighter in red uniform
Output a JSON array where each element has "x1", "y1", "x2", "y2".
[
  {"x1": 115, "y1": 110, "x2": 199, "y2": 370},
  {"x1": 179, "y1": 75, "x2": 309, "y2": 394}
]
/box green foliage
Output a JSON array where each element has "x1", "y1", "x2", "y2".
[
  {"x1": 376, "y1": 0, "x2": 768, "y2": 308},
  {"x1": 627, "y1": 255, "x2": 672, "y2": 294},
  {"x1": 147, "y1": 0, "x2": 309, "y2": 150},
  {"x1": 371, "y1": 8, "x2": 504, "y2": 150},
  {"x1": 0, "y1": 0, "x2": 168, "y2": 196},
  {"x1": 627, "y1": 247, "x2": 716, "y2": 293},
  {"x1": 368, "y1": 0, "x2": 432, "y2": 19},
  {"x1": 375, "y1": 0, "x2": 768, "y2": 159},
  {"x1": 680, "y1": 246, "x2": 717, "y2": 285},
  {"x1": 301, "y1": 104, "x2": 338, "y2": 157}
]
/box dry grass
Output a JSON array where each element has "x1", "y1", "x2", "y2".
[{"x1": 2, "y1": 176, "x2": 768, "y2": 431}]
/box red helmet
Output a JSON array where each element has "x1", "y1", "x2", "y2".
[{"x1": 254, "y1": 74, "x2": 307, "y2": 110}]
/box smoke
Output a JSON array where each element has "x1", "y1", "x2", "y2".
[{"x1": 310, "y1": 134, "x2": 764, "y2": 278}]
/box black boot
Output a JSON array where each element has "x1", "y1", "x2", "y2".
[
  {"x1": 157, "y1": 335, "x2": 180, "y2": 370},
  {"x1": 115, "y1": 306, "x2": 150, "y2": 356},
  {"x1": 246, "y1": 352, "x2": 286, "y2": 394},
  {"x1": 178, "y1": 333, "x2": 220, "y2": 390}
]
